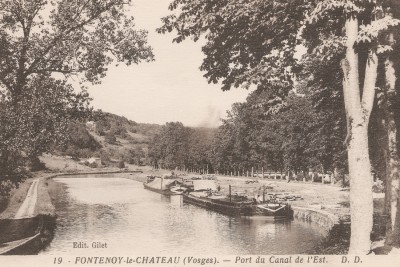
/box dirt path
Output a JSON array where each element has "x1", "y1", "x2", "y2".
[{"x1": 14, "y1": 179, "x2": 39, "y2": 219}]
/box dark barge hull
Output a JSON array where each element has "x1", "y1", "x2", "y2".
[
  {"x1": 143, "y1": 182, "x2": 175, "y2": 195},
  {"x1": 182, "y1": 194, "x2": 293, "y2": 218}
]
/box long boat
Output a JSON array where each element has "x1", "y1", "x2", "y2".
[
  {"x1": 143, "y1": 176, "x2": 186, "y2": 195},
  {"x1": 182, "y1": 191, "x2": 293, "y2": 219}
]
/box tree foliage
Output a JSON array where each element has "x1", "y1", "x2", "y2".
[
  {"x1": 209, "y1": 89, "x2": 346, "y2": 176},
  {"x1": 157, "y1": 0, "x2": 311, "y2": 109},
  {"x1": 148, "y1": 122, "x2": 215, "y2": 171},
  {"x1": 0, "y1": 0, "x2": 154, "y2": 98},
  {"x1": 0, "y1": 76, "x2": 90, "y2": 181}
]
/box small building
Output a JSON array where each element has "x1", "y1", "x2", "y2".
[{"x1": 80, "y1": 157, "x2": 102, "y2": 166}]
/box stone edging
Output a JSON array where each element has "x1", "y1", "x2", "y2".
[{"x1": 292, "y1": 206, "x2": 341, "y2": 232}]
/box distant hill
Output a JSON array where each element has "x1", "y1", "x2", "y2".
[
  {"x1": 58, "y1": 111, "x2": 162, "y2": 166},
  {"x1": 56, "y1": 111, "x2": 219, "y2": 169}
]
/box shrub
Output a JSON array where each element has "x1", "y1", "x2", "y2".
[
  {"x1": 118, "y1": 160, "x2": 125, "y2": 169},
  {"x1": 104, "y1": 133, "x2": 117, "y2": 144},
  {"x1": 100, "y1": 153, "x2": 111, "y2": 166},
  {"x1": 89, "y1": 162, "x2": 97, "y2": 168}
]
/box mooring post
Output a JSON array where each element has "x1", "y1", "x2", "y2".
[{"x1": 263, "y1": 188, "x2": 265, "y2": 203}]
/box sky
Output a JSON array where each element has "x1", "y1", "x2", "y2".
[{"x1": 87, "y1": 0, "x2": 251, "y2": 127}]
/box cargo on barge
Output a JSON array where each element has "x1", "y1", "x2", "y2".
[
  {"x1": 143, "y1": 176, "x2": 186, "y2": 195},
  {"x1": 182, "y1": 191, "x2": 293, "y2": 219}
]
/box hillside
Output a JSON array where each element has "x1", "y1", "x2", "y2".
[{"x1": 56, "y1": 111, "x2": 162, "y2": 167}]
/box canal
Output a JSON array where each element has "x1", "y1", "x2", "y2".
[{"x1": 40, "y1": 177, "x2": 327, "y2": 255}]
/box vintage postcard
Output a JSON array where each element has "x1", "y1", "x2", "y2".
[{"x1": 1, "y1": 0, "x2": 400, "y2": 267}]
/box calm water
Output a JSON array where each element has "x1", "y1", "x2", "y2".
[{"x1": 41, "y1": 177, "x2": 326, "y2": 255}]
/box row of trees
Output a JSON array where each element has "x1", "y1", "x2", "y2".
[
  {"x1": 149, "y1": 88, "x2": 347, "y2": 180},
  {"x1": 209, "y1": 90, "x2": 347, "y2": 178},
  {"x1": 158, "y1": 0, "x2": 400, "y2": 254},
  {"x1": 0, "y1": 1, "x2": 153, "y2": 192}
]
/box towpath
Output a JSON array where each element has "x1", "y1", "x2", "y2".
[{"x1": 14, "y1": 179, "x2": 40, "y2": 219}]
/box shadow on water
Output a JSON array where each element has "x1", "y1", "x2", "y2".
[{"x1": 308, "y1": 222, "x2": 350, "y2": 254}]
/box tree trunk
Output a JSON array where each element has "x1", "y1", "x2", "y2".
[
  {"x1": 347, "y1": 123, "x2": 374, "y2": 253},
  {"x1": 342, "y1": 16, "x2": 377, "y2": 254},
  {"x1": 384, "y1": 55, "x2": 400, "y2": 247}
]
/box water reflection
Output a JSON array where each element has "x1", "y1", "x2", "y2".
[{"x1": 41, "y1": 178, "x2": 325, "y2": 255}]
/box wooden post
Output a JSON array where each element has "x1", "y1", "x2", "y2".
[
  {"x1": 229, "y1": 185, "x2": 232, "y2": 203},
  {"x1": 263, "y1": 188, "x2": 265, "y2": 203},
  {"x1": 262, "y1": 167, "x2": 264, "y2": 179}
]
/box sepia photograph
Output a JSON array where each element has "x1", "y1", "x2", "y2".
[{"x1": 1, "y1": 0, "x2": 400, "y2": 266}]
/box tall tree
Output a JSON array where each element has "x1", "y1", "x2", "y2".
[
  {"x1": 380, "y1": 0, "x2": 400, "y2": 248},
  {"x1": 304, "y1": 0, "x2": 400, "y2": 253},
  {"x1": 148, "y1": 122, "x2": 191, "y2": 170}
]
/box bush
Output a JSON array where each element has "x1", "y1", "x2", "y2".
[
  {"x1": 28, "y1": 157, "x2": 46, "y2": 171},
  {"x1": 89, "y1": 162, "x2": 97, "y2": 168},
  {"x1": 104, "y1": 133, "x2": 117, "y2": 144},
  {"x1": 100, "y1": 153, "x2": 111, "y2": 166},
  {"x1": 118, "y1": 160, "x2": 125, "y2": 169}
]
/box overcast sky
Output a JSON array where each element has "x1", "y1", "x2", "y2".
[{"x1": 87, "y1": 0, "x2": 251, "y2": 127}]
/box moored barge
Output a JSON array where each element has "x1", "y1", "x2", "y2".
[
  {"x1": 182, "y1": 191, "x2": 293, "y2": 219},
  {"x1": 143, "y1": 176, "x2": 186, "y2": 195}
]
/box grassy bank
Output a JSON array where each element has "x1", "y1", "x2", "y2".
[{"x1": 0, "y1": 179, "x2": 35, "y2": 220}]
